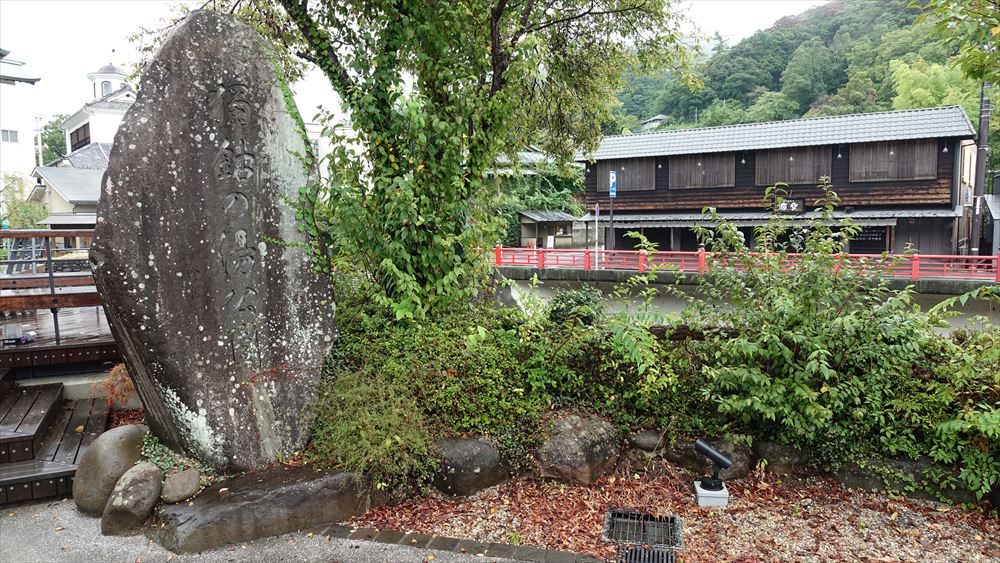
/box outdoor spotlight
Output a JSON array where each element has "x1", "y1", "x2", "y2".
[{"x1": 693, "y1": 438, "x2": 732, "y2": 508}]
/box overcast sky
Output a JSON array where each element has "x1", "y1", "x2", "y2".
[{"x1": 0, "y1": 0, "x2": 825, "y2": 127}]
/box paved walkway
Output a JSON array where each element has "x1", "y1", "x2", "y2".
[{"x1": 0, "y1": 498, "x2": 514, "y2": 563}]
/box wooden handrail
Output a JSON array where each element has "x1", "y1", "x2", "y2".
[{"x1": 1, "y1": 229, "x2": 96, "y2": 239}]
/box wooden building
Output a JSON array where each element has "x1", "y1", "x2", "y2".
[
  {"x1": 579, "y1": 106, "x2": 978, "y2": 254},
  {"x1": 518, "y1": 210, "x2": 582, "y2": 248}
]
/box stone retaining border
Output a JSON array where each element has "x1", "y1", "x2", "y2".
[{"x1": 318, "y1": 524, "x2": 605, "y2": 562}]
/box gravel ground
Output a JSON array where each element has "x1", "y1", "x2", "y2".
[
  {"x1": 0, "y1": 498, "x2": 513, "y2": 563},
  {"x1": 352, "y1": 460, "x2": 1000, "y2": 562}
]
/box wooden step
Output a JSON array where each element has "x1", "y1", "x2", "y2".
[
  {"x1": 0, "y1": 398, "x2": 109, "y2": 505},
  {"x1": 0, "y1": 383, "x2": 63, "y2": 463},
  {"x1": 0, "y1": 368, "x2": 12, "y2": 399}
]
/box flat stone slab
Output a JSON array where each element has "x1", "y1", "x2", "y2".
[{"x1": 153, "y1": 465, "x2": 381, "y2": 553}]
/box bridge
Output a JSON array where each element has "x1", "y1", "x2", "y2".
[{"x1": 495, "y1": 246, "x2": 1000, "y2": 295}]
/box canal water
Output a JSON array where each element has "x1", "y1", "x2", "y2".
[{"x1": 513, "y1": 280, "x2": 999, "y2": 333}]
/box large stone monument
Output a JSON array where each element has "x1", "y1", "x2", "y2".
[{"x1": 92, "y1": 10, "x2": 334, "y2": 470}]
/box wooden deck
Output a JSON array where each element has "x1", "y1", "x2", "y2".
[
  {"x1": 0, "y1": 381, "x2": 109, "y2": 504},
  {"x1": 1, "y1": 307, "x2": 118, "y2": 374}
]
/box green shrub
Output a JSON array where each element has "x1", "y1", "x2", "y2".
[
  {"x1": 688, "y1": 181, "x2": 933, "y2": 461},
  {"x1": 309, "y1": 367, "x2": 438, "y2": 492},
  {"x1": 547, "y1": 286, "x2": 606, "y2": 326}
]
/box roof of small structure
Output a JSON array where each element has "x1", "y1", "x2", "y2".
[
  {"x1": 37, "y1": 213, "x2": 97, "y2": 225},
  {"x1": 46, "y1": 142, "x2": 112, "y2": 169},
  {"x1": 580, "y1": 106, "x2": 976, "y2": 161},
  {"x1": 92, "y1": 63, "x2": 127, "y2": 76},
  {"x1": 32, "y1": 167, "x2": 103, "y2": 205},
  {"x1": 0, "y1": 47, "x2": 40, "y2": 84},
  {"x1": 520, "y1": 210, "x2": 579, "y2": 223}
]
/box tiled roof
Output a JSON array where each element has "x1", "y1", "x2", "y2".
[
  {"x1": 520, "y1": 210, "x2": 579, "y2": 222},
  {"x1": 33, "y1": 167, "x2": 103, "y2": 205},
  {"x1": 581, "y1": 106, "x2": 976, "y2": 161},
  {"x1": 46, "y1": 143, "x2": 112, "y2": 169}
]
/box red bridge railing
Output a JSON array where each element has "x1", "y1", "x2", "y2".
[{"x1": 494, "y1": 246, "x2": 1000, "y2": 283}]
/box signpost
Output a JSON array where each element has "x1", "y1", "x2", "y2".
[
  {"x1": 594, "y1": 203, "x2": 600, "y2": 254},
  {"x1": 608, "y1": 170, "x2": 617, "y2": 250}
]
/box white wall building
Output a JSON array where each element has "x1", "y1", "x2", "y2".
[
  {"x1": 0, "y1": 48, "x2": 41, "y2": 181},
  {"x1": 60, "y1": 63, "x2": 134, "y2": 155},
  {"x1": 26, "y1": 62, "x2": 133, "y2": 238}
]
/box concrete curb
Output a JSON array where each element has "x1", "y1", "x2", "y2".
[{"x1": 319, "y1": 524, "x2": 604, "y2": 563}]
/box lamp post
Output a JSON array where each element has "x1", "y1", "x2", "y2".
[{"x1": 970, "y1": 82, "x2": 990, "y2": 256}]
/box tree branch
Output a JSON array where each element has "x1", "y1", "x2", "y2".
[
  {"x1": 278, "y1": 0, "x2": 357, "y2": 103},
  {"x1": 525, "y1": 1, "x2": 650, "y2": 34}
]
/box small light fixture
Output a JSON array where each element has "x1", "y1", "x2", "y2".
[
  {"x1": 697, "y1": 161, "x2": 702, "y2": 167},
  {"x1": 837, "y1": 151, "x2": 842, "y2": 159},
  {"x1": 789, "y1": 155, "x2": 794, "y2": 161},
  {"x1": 889, "y1": 149, "x2": 894, "y2": 156},
  {"x1": 943, "y1": 145, "x2": 949, "y2": 153},
  {"x1": 657, "y1": 163, "x2": 662, "y2": 169},
  {"x1": 740, "y1": 152, "x2": 746, "y2": 165}
]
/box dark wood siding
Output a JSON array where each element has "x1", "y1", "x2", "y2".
[
  {"x1": 735, "y1": 151, "x2": 755, "y2": 188},
  {"x1": 584, "y1": 163, "x2": 598, "y2": 192},
  {"x1": 583, "y1": 137, "x2": 959, "y2": 212},
  {"x1": 831, "y1": 145, "x2": 849, "y2": 184},
  {"x1": 655, "y1": 156, "x2": 669, "y2": 191},
  {"x1": 668, "y1": 152, "x2": 735, "y2": 189},
  {"x1": 756, "y1": 146, "x2": 832, "y2": 186},
  {"x1": 594, "y1": 157, "x2": 656, "y2": 192},
  {"x1": 936, "y1": 138, "x2": 955, "y2": 180},
  {"x1": 586, "y1": 178, "x2": 952, "y2": 211},
  {"x1": 849, "y1": 140, "x2": 936, "y2": 182}
]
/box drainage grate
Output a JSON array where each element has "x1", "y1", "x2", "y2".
[
  {"x1": 617, "y1": 547, "x2": 677, "y2": 563},
  {"x1": 601, "y1": 509, "x2": 682, "y2": 549}
]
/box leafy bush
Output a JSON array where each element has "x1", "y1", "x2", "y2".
[
  {"x1": 547, "y1": 286, "x2": 605, "y2": 325},
  {"x1": 683, "y1": 181, "x2": 932, "y2": 464},
  {"x1": 309, "y1": 366, "x2": 438, "y2": 492},
  {"x1": 308, "y1": 187, "x2": 998, "y2": 500}
]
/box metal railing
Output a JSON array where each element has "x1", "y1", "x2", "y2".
[
  {"x1": 1, "y1": 229, "x2": 98, "y2": 345},
  {"x1": 494, "y1": 246, "x2": 1000, "y2": 282}
]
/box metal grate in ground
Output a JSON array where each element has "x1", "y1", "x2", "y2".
[
  {"x1": 601, "y1": 509, "x2": 683, "y2": 549},
  {"x1": 617, "y1": 546, "x2": 677, "y2": 563}
]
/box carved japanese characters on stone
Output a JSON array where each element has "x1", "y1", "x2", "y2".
[{"x1": 92, "y1": 10, "x2": 334, "y2": 470}]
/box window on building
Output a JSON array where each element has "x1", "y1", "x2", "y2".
[
  {"x1": 1, "y1": 129, "x2": 18, "y2": 143},
  {"x1": 755, "y1": 146, "x2": 832, "y2": 186},
  {"x1": 101, "y1": 81, "x2": 112, "y2": 96},
  {"x1": 669, "y1": 152, "x2": 735, "y2": 189},
  {"x1": 595, "y1": 157, "x2": 656, "y2": 192},
  {"x1": 848, "y1": 140, "x2": 937, "y2": 182},
  {"x1": 70, "y1": 123, "x2": 91, "y2": 151}
]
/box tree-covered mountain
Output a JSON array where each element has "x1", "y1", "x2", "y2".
[{"x1": 609, "y1": 0, "x2": 989, "y2": 136}]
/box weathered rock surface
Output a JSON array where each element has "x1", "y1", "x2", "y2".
[
  {"x1": 73, "y1": 424, "x2": 147, "y2": 516},
  {"x1": 834, "y1": 458, "x2": 977, "y2": 505},
  {"x1": 537, "y1": 415, "x2": 619, "y2": 485},
  {"x1": 154, "y1": 466, "x2": 380, "y2": 554},
  {"x1": 628, "y1": 430, "x2": 666, "y2": 453},
  {"x1": 101, "y1": 462, "x2": 163, "y2": 535},
  {"x1": 663, "y1": 438, "x2": 751, "y2": 480},
  {"x1": 91, "y1": 10, "x2": 334, "y2": 471},
  {"x1": 752, "y1": 441, "x2": 814, "y2": 475},
  {"x1": 433, "y1": 437, "x2": 508, "y2": 496},
  {"x1": 161, "y1": 468, "x2": 202, "y2": 503}
]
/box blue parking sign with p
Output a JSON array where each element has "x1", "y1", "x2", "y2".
[{"x1": 609, "y1": 170, "x2": 617, "y2": 198}]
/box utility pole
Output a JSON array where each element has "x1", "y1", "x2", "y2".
[
  {"x1": 34, "y1": 115, "x2": 43, "y2": 167},
  {"x1": 969, "y1": 82, "x2": 990, "y2": 256}
]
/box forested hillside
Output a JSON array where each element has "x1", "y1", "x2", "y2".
[{"x1": 611, "y1": 0, "x2": 989, "y2": 137}]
